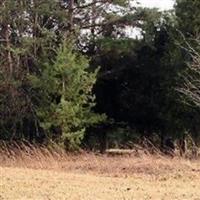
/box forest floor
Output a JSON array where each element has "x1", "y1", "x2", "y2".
[{"x1": 0, "y1": 150, "x2": 200, "y2": 200}]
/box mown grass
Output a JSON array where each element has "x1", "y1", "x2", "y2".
[
  {"x1": 0, "y1": 142, "x2": 200, "y2": 200},
  {"x1": 0, "y1": 158, "x2": 200, "y2": 200}
]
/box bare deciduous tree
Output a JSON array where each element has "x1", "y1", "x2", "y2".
[{"x1": 179, "y1": 39, "x2": 200, "y2": 107}]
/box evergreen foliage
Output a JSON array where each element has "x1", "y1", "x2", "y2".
[
  {"x1": 0, "y1": 0, "x2": 200, "y2": 152},
  {"x1": 30, "y1": 41, "x2": 105, "y2": 150}
]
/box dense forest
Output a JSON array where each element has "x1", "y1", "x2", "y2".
[{"x1": 0, "y1": 0, "x2": 200, "y2": 154}]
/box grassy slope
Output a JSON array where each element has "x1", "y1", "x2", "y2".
[{"x1": 0, "y1": 154, "x2": 200, "y2": 200}]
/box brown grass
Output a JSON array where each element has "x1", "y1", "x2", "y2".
[
  {"x1": 0, "y1": 141, "x2": 200, "y2": 176},
  {"x1": 0, "y1": 141, "x2": 200, "y2": 200}
]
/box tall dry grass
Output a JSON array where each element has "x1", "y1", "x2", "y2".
[{"x1": 0, "y1": 140, "x2": 199, "y2": 178}]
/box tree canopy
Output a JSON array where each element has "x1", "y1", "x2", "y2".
[{"x1": 0, "y1": 0, "x2": 200, "y2": 151}]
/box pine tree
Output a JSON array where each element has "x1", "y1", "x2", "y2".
[{"x1": 30, "y1": 41, "x2": 105, "y2": 150}]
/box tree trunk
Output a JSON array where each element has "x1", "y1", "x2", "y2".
[
  {"x1": 179, "y1": 134, "x2": 187, "y2": 157},
  {"x1": 68, "y1": 0, "x2": 74, "y2": 32},
  {"x1": 160, "y1": 133, "x2": 165, "y2": 150},
  {"x1": 99, "y1": 131, "x2": 108, "y2": 154},
  {"x1": 5, "y1": 25, "x2": 13, "y2": 77}
]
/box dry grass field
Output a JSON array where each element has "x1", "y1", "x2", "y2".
[
  {"x1": 0, "y1": 147, "x2": 200, "y2": 200},
  {"x1": 0, "y1": 164, "x2": 200, "y2": 200}
]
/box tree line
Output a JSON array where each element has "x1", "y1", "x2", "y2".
[{"x1": 0, "y1": 0, "x2": 199, "y2": 153}]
